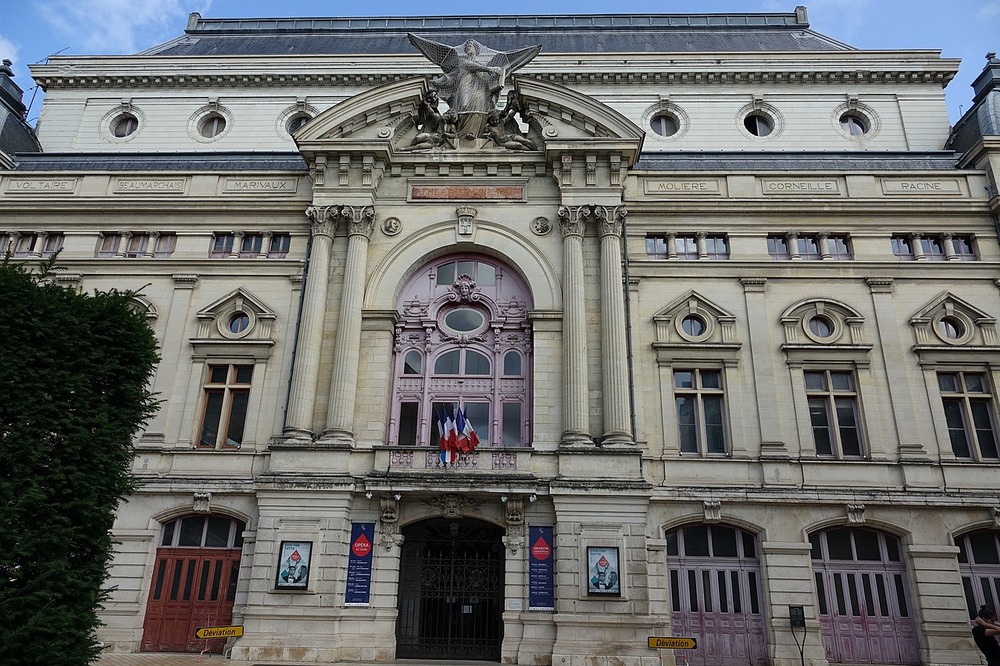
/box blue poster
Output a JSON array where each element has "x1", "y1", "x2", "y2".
[
  {"x1": 528, "y1": 525, "x2": 554, "y2": 610},
  {"x1": 345, "y1": 522, "x2": 375, "y2": 606}
]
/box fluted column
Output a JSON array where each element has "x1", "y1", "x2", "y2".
[
  {"x1": 321, "y1": 205, "x2": 376, "y2": 446},
  {"x1": 283, "y1": 205, "x2": 338, "y2": 440},
  {"x1": 596, "y1": 205, "x2": 633, "y2": 445},
  {"x1": 557, "y1": 205, "x2": 591, "y2": 447}
]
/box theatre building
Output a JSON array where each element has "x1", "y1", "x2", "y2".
[{"x1": 4, "y1": 7, "x2": 1000, "y2": 666}]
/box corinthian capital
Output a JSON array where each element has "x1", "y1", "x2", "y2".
[
  {"x1": 340, "y1": 205, "x2": 376, "y2": 239},
  {"x1": 594, "y1": 205, "x2": 627, "y2": 238},
  {"x1": 557, "y1": 205, "x2": 592, "y2": 238},
  {"x1": 305, "y1": 205, "x2": 339, "y2": 238}
]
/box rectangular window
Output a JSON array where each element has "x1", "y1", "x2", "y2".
[
  {"x1": 767, "y1": 234, "x2": 790, "y2": 260},
  {"x1": 269, "y1": 233, "x2": 291, "y2": 258},
  {"x1": 198, "y1": 364, "x2": 253, "y2": 449},
  {"x1": 154, "y1": 233, "x2": 177, "y2": 257},
  {"x1": 502, "y1": 402, "x2": 521, "y2": 446},
  {"x1": 921, "y1": 237, "x2": 946, "y2": 260},
  {"x1": 397, "y1": 402, "x2": 419, "y2": 446},
  {"x1": 796, "y1": 236, "x2": 821, "y2": 260},
  {"x1": 645, "y1": 235, "x2": 668, "y2": 259},
  {"x1": 952, "y1": 235, "x2": 977, "y2": 261},
  {"x1": 827, "y1": 235, "x2": 852, "y2": 260},
  {"x1": 240, "y1": 234, "x2": 264, "y2": 258},
  {"x1": 124, "y1": 233, "x2": 148, "y2": 257},
  {"x1": 938, "y1": 372, "x2": 999, "y2": 460},
  {"x1": 805, "y1": 370, "x2": 864, "y2": 457},
  {"x1": 703, "y1": 235, "x2": 730, "y2": 260},
  {"x1": 210, "y1": 233, "x2": 235, "y2": 258},
  {"x1": 97, "y1": 233, "x2": 121, "y2": 257},
  {"x1": 891, "y1": 235, "x2": 914, "y2": 259},
  {"x1": 674, "y1": 368, "x2": 727, "y2": 455},
  {"x1": 14, "y1": 233, "x2": 37, "y2": 257},
  {"x1": 41, "y1": 233, "x2": 64, "y2": 257},
  {"x1": 675, "y1": 235, "x2": 698, "y2": 259}
]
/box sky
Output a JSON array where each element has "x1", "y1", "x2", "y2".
[{"x1": 0, "y1": 0, "x2": 998, "y2": 125}]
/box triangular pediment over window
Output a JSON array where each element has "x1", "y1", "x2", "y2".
[
  {"x1": 191, "y1": 288, "x2": 277, "y2": 358},
  {"x1": 909, "y1": 291, "x2": 998, "y2": 348},
  {"x1": 651, "y1": 291, "x2": 741, "y2": 365}
]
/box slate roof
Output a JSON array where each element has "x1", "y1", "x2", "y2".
[
  {"x1": 13, "y1": 152, "x2": 309, "y2": 172},
  {"x1": 141, "y1": 11, "x2": 855, "y2": 57}
]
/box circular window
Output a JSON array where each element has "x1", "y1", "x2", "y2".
[
  {"x1": 443, "y1": 308, "x2": 485, "y2": 333},
  {"x1": 650, "y1": 113, "x2": 679, "y2": 137},
  {"x1": 112, "y1": 113, "x2": 138, "y2": 137},
  {"x1": 744, "y1": 113, "x2": 773, "y2": 137},
  {"x1": 839, "y1": 113, "x2": 868, "y2": 136},
  {"x1": 682, "y1": 315, "x2": 706, "y2": 337},
  {"x1": 199, "y1": 113, "x2": 227, "y2": 139},
  {"x1": 808, "y1": 315, "x2": 834, "y2": 338},
  {"x1": 938, "y1": 317, "x2": 963, "y2": 340},
  {"x1": 287, "y1": 114, "x2": 311, "y2": 135},
  {"x1": 228, "y1": 312, "x2": 250, "y2": 334}
]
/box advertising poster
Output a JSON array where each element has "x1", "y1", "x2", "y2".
[
  {"x1": 587, "y1": 546, "x2": 621, "y2": 596},
  {"x1": 275, "y1": 541, "x2": 312, "y2": 590},
  {"x1": 528, "y1": 526, "x2": 554, "y2": 610},
  {"x1": 345, "y1": 522, "x2": 375, "y2": 606}
]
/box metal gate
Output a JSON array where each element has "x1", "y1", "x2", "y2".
[{"x1": 396, "y1": 518, "x2": 505, "y2": 661}]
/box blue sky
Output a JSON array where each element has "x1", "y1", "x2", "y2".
[{"x1": 1, "y1": 0, "x2": 998, "y2": 124}]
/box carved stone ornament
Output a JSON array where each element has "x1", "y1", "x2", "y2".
[
  {"x1": 456, "y1": 206, "x2": 477, "y2": 236},
  {"x1": 425, "y1": 493, "x2": 481, "y2": 519},
  {"x1": 703, "y1": 500, "x2": 721, "y2": 524},
  {"x1": 503, "y1": 498, "x2": 525, "y2": 554},
  {"x1": 379, "y1": 495, "x2": 401, "y2": 550},
  {"x1": 594, "y1": 205, "x2": 628, "y2": 238},
  {"x1": 531, "y1": 216, "x2": 551, "y2": 236},
  {"x1": 407, "y1": 34, "x2": 541, "y2": 141},
  {"x1": 847, "y1": 504, "x2": 866, "y2": 524},
  {"x1": 193, "y1": 492, "x2": 212, "y2": 513},
  {"x1": 382, "y1": 216, "x2": 402, "y2": 236},
  {"x1": 451, "y1": 275, "x2": 479, "y2": 303},
  {"x1": 557, "y1": 205, "x2": 592, "y2": 238}
]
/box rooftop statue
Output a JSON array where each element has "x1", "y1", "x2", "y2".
[{"x1": 407, "y1": 34, "x2": 541, "y2": 140}]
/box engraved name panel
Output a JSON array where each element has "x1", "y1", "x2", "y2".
[
  {"x1": 5, "y1": 178, "x2": 78, "y2": 194},
  {"x1": 643, "y1": 179, "x2": 722, "y2": 195},
  {"x1": 410, "y1": 184, "x2": 526, "y2": 201},
  {"x1": 762, "y1": 179, "x2": 841, "y2": 195},
  {"x1": 223, "y1": 178, "x2": 298, "y2": 193},
  {"x1": 881, "y1": 179, "x2": 962, "y2": 195},
  {"x1": 113, "y1": 178, "x2": 187, "y2": 194}
]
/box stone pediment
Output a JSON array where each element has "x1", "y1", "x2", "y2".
[{"x1": 295, "y1": 76, "x2": 644, "y2": 164}]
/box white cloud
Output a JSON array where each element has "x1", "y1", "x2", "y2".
[
  {"x1": 977, "y1": 1, "x2": 1000, "y2": 20},
  {"x1": 0, "y1": 34, "x2": 19, "y2": 66},
  {"x1": 36, "y1": 0, "x2": 210, "y2": 55}
]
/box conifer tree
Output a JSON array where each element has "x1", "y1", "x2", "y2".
[{"x1": 0, "y1": 258, "x2": 159, "y2": 665}]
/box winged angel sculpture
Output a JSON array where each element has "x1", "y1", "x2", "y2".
[{"x1": 407, "y1": 33, "x2": 541, "y2": 141}]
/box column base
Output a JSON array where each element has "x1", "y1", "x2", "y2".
[
  {"x1": 316, "y1": 429, "x2": 355, "y2": 448},
  {"x1": 276, "y1": 429, "x2": 314, "y2": 445},
  {"x1": 560, "y1": 431, "x2": 594, "y2": 448},
  {"x1": 599, "y1": 430, "x2": 634, "y2": 447}
]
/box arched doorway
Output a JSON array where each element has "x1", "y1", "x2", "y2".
[
  {"x1": 141, "y1": 514, "x2": 244, "y2": 653},
  {"x1": 957, "y1": 529, "x2": 1000, "y2": 616},
  {"x1": 665, "y1": 523, "x2": 768, "y2": 665},
  {"x1": 809, "y1": 526, "x2": 918, "y2": 665},
  {"x1": 396, "y1": 517, "x2": 505, "y2": 661}
]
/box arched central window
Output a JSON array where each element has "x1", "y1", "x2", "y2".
[{"x1": 390, "y1": 254, "x2": 532, "y2": 448}]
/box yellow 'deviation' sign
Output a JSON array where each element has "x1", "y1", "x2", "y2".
[
  {"x1": 648, "y1": 636, "x2": 697, "y2": 650},
  {"x1": 195, "y1": 625, "x2": 244, "y2": 640}
]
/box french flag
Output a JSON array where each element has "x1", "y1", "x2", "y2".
[
  {"x1": 455, "y1": 408, "x2": 480, "y2": 453},
  {"x1": 438, "y1": 406, "x2": 457, "y2": 465}
]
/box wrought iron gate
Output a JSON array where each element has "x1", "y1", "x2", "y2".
[{"x1": 396, "y1": 518, "x2": 505, "y2": 661}]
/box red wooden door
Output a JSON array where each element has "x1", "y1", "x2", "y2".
[
  {"x1": 141, "y1": 514, "x2": 245, "y2": 653},
  {"x1": 141, "y1": 548, "x2": 241, "y2": 652}
]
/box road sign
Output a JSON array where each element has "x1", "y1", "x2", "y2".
[
  {"x1": 194, "y1": 625, "x2": 244, "y2": 640},
  {"x1": 648, "y1": 636, "x2": 697, "y2": 650}
]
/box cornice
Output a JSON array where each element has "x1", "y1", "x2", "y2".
[{"x1": 30, "y1": 51, "x2": 958, "y2": 91}]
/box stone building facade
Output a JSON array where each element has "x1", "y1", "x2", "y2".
[{"x1": 3, "y1": 8, "x2": 1000, "y2": 666}]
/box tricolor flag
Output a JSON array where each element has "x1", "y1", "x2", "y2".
[
  {"x1": 455, "y1": 407, "x2": 480, "y2": 453},
  {"x1": 438, "y1": 405, "x2": 457, "y2": 465}
]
